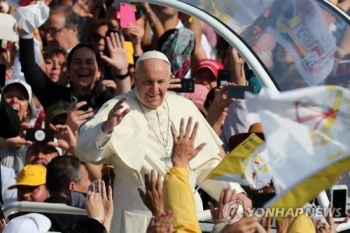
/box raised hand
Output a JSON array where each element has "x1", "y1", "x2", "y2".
[
  {"x1": 72, "y1": 0, "x2": 93, "y2": 18},
  {"x1": 170, "y1": 117, "x2": 206, "y2": 168},
  {"x1": 98, "y1": 180, "x2": 113, "y2": 232},
  {"x1": 100, "y1": 33, "x2": 129, "y2": 75},
  {"x1": 48, "y1": 124, "x2": 77, "y2": 154},
  {"x1": 211, "y1": 83, "x2": 235, "y2": 110},
  {"x1": 101, "y1": 98, "x2": 131, "y2": 134},
  {"x1": 208, "y1": 186, "x2": 238, "y2": 224},
  {"x1": 126, "y1": 23, "x2": 144, "y2": 53},
  {"x1": 138, "y1": 170, "x2": 163, "y2": 217},
  {"x1": 65, "y1": 101, "x2": 94, "y2": 132}
]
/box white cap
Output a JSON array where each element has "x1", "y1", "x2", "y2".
[
  {"x1": 3, "y1": 213, "x2": 51, "y2": 233},
  {"x1": 135, "y1": 51, "x2": 171, "y2": 69},
  {"x1": 3, "y1": 79, "x2": 33, "y2": 104}
]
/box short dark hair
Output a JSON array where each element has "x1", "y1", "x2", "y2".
[
  {"x1": 46, "y1": 156, "x2": 82, "y2": 193},
  {"x1": 62, "y1": 218, "x2": 107, "y2": 233},
  {"x1": 43, "y1": 47, "x2": 68, "y2": 61},
  {"x1": 50, "y1": 6, "x2": 79, "y2": 29},
  {"x1": 67, "y1": 43, "x2": 103, "y2": 70}
]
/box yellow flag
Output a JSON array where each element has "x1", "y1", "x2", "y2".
[{"x1": 204, "y1": 134, "x2": 269, "y2": 188}]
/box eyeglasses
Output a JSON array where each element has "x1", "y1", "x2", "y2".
[
  {"x1": 90, "y1": 32, "x2": 105, "y2": 41},
  {"x1": 42, "y1": 27, "x2": 66, "y2": 36}
]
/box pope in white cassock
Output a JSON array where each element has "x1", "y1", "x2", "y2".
[{"x1": 75, "y1": 51, "x2": 251, "y2": 233}]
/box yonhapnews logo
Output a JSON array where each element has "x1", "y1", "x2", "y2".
[{"x1": 222, "y1": 202, "x2": 344, "y2": 224}]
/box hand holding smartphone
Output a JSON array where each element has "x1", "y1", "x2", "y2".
[
  {"x1": 331, "y1": 185, "x2": 348, "y2": 222},
  {"x1": 78, "y1": 92, "x2": 93, "y2": 111},
  {"x1": 217, "y1": 69, "x2": 231, "y2": 87},
  {"x1": 227, "y1": 85, "x2": 255, "y2": 99},
  {"x1": 168, "y1": 78, "x2": 195, "y2": 93}
]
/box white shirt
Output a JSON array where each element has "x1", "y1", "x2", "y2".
[{"x1": 1, "y1": 165, "x2": 17, "y2": 208}]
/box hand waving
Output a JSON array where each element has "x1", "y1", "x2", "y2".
[
  {"x1": 101, "y1": 98, "x2": 131, "y2": 134},
  {"x1": 100, "y1": 32, "x2": 129, "y2": 74},
  {"x1": 72, "y1": 0, "x2": 93, "y2": 18},
  {"x1": 170, "y1": 117, "x2": 206, "y2": 168},
  {"x1": 138, "y1": 170, "x2": 163, "y2": 218}
]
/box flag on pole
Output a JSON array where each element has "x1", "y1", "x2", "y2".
[
  {"x1": 245, "y1": 86, "x2": 350, "y2": 215},
  {"x1": 202, "y1": 134, "x2": 272, "y2": 190}
]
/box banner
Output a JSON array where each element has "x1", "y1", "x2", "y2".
[{"x1": 245, "y1": 86, "x2": 350, "y2": 213}]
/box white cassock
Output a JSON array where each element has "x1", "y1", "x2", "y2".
[{"x1": 76, "y1": 88, "x2": 245, "y2": 233}]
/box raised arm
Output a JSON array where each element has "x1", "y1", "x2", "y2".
[
  {"x1": 19, "y1": 36, "x2": 62, "y2": 109},
  {"x1": 75, "y1": 98, "x2": 130, "y2": 163}
]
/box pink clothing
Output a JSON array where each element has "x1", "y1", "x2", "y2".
[{"x1": 184, "y1": 84, "x2": 209, "y2": 105}]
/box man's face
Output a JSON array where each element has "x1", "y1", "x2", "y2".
[
  {"x1": 43, "y1": 12, "x2": 77, "y2": 50},
  {"x1": 134, "y1": 59, "x2": 170, "y2": 109},
  {"x1": 17, "y1": 185, "x2": 48, "y2": 202},
  {"x1": 71, "y1": 164, "x2": 91, "y2": 193},
  {"x1": 25, "y1": 143, "x2": 59, "y2": 167}
]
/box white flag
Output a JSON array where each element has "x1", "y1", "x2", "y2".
[{"x1": 245, "y1": 86, "x2": 350, "y2": 211}]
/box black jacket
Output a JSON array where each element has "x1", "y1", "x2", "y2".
[{"x1": 0, "y1": 94, "x2": 21, "y2": 139}]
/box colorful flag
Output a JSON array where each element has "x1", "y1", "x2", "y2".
[
  {"x1": 245, "y1": 86, "x2": 350, "y2": 216},
  {"x1": 202, "y1": 134, "x2": 272, "y2": 190}
]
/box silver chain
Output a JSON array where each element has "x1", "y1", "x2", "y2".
[{"x1": 133, "y1": 90, "x2": 172, "y2": 170}]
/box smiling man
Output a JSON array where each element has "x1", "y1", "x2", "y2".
[{"x1": 76, "y1": 51, "x2": 251, "y2": 233}]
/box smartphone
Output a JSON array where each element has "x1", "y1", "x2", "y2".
[
  {"x1": 227, "y1": 85, "x2": 255, "y2": 99},
  {"x1": 333, "y1": 60, "x2": 350, "y2": 76},
  {"x1": 169, "y1": 78, "x2": 195, "y2": 93},
  {"x1": 0, "y1": 64, "x2": 5, "y2": 89},
  {"x1": 78, "y1": 92, "x2": 93, "y2": 111},
  {"x1": 251, "y1": 192, "x2": 276, "y2": 208},
  {"x1": 331, "y1": 185, "x2": 348, "y2": 222},
  {"x1": 25, "y1": 129, "x2": 54, "y2": 143},
  {"x1": 119, "y1": 3, "x2": 136, "y2": 28},
  {"x1": 217, "y1": 69, "x2": 231, "y2": 87}
]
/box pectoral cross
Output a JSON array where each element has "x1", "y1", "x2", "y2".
[{"x1": 160, "y1": 148, "x2": 172, "y2": 171}]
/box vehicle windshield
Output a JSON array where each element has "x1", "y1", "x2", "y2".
[
  {"x1": 183, "y1": 0, "x2": 350, "y2": 92},
  {"x1": 180, "y1": 0, "x2": 350, "y2": 200}
]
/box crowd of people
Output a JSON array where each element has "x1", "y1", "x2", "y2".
[{"x1": 0, "y1": 0, "x2": 348, "y2": 232}]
